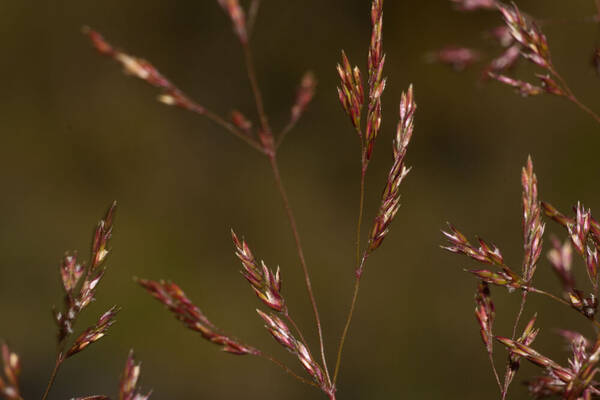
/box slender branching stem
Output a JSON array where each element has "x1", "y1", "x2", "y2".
[
  {"x1": 242, "y1": 42, "x2": 272, "y2": 136},
  {"x1": 276, "y1": 119, "x2": 297, "y2": 149},
  {"x1": 332, "y1": 159, "x2": 368, "y2": 385},
  {"x1": 565, "y1": 94, "x2": 600, "y2": 125},
  {"x1": 529, "y1": 287, "x2": 570, "y2": 306},
  {"x1": 41, "y1": 354, "x2": 63, "y2": 400},
  {"x1": 355, "y1": 161, "x2": 367, "y2": 267},
  {"x1": 333, "y1": 276, "x2": 361, "y2": 385},
  {"x1": 501, "y1": 290, "x2": 528, "y2": 400},
  {"x1": 547, "y1": 65, "x2": 600, "y2": 125},
  {"x1": 488, "y1": 352, "x2": 503, "y2": 392},
  {"x1": 267, "y1": 153, "x2": 331, "y2": 387},
  {"x1": 258, "y1": 352, "x2": 319, "y2": 389},
  {"x1": 202, "y1": 108, "x2": 266, "y2": 153},
  {"x1": 238, "y1": 28, "x2": 330, "y2": 387}
]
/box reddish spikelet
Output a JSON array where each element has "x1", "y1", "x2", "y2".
[
  {"x1": 536, "y1": 74, "x2": 566, "y2": 96},
  {"x1": 217, "y1": 0, "x2": 248, "y2": 43},
  {"x1": 488, "y1": 73, "x2": 542, "y2": 97},
  {"x1": 256, "y1": 310, "x2": 325, "y2": 389},
  {"x1": 366, "y1": 86, "x2": 415, "y2": 255},
  {"x1": 0, "y1": 344, "x2": 22, "y2": 400},
  {"x1": 497, "y1": 3, "x2": 550, "y2": 68},
  {"x1": 557, "y1": 330, "x2": 591, "y2": 350},
  {"x1": 567, "y1": 290, "x2": 598, "y2": 320},
  {"x1": 60, "y1": 252, "x2": 84, "y2": 294},
  {"x1": 66, "y1": 306, "x2": 120, "y2": 358},
  {"x1": 488, "y1": 25, "x2": 514, "y2": 47},
  {"x1": 569, "y1": 203, "x2": 591, "y2": 255},
  {"x1": 290, "y1": 71, "x2": 316, "y2": 125},
  {"x1": 137, "y1": 279, "x2": 258, "y2": 355},
  {"x1": 451, "y1": 0, "x2": 497, "y2": 11},
  {"x1": 365, "y1": 0, "x2": 386, "y2": 160},
  {"x1": 468, "y1": 269, "x2": 525, "y2": 291},
  {"x1": 525, "y1": 332, "x2": 600, "y2": 399},
  {"x1": 521, "y1": 156, "x2": 545, "y2": 282},
  {"x1": 84, "y1": 28, "x2": 205, "y2": 115},
  {"x1": 504, "y1": 314, "x2": 540, "y2": 388},
  {"x1": 496, "y1": 336, "x2": 572, "y2": 381},
  {"x1": 442, "y1": 225, "x2": 505, "y2": 266},
  {"x1": 542, "y1": 201, "x2": 574, "y2": 228},
  {"x1": 482, "y1": 45, "x2": 520, "y2": 77},
  {"x1": 119, "y1": 351, "x2": 151, "y2": 400},
  {"x1": 547, "y1": 237, "x2": 575, "y2": 292},
  {"x1": 586, "y1": 246, "x2": 599, "y2": 290},
  {"x1": 230, "y1": 110, "x2": 253, "y2": 135},
  {"x1": 474, "y1": 282, "x2": 495, "y2": 354},
  {"x1": 337, "y1": 51, "x2": 364, "y2": 135},
  {"x1": 54, "y1": 202, "x2": 117, "y2": 345},
  {"x1": 231, "y1": 230, "x2": 285, "y2": 312},
  {"x1": 429, "y1": 46, "x2": 481, "y2": 71}
]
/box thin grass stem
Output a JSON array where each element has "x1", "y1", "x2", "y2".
[
  {"x1": 41, "y1": 355, "x2": 63, "y2": 400},
  {"x1": 501, "y1": 290, "x2": 528, "y2": 400},
  {"x1": 258, "y1": 353, "x2": 319, "y2": 389},
  {"x1": 332, "y1": 160, "x2": 368, "y2": 385},
  {"x1": 267, "y1": 153, "x2": 331, "y2": 387}
]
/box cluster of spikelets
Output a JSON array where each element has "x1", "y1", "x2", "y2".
[
  {"x1": 443, "y1": 156, "x2": 600, "y2": 398},
  {"x1": 431, "y1": 1, "x2": 600, "y2": 125},
  {"x1": 0, "y1": 204, "x2": 151, "y2": 400}
]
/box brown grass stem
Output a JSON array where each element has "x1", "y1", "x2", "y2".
[
  {"x1": 267, "y1": 153, "x2": 331, "y2": 387},
  {"x1": 258, "y1": 353, "x2": 319, "y2": 389},
  {"x1": 240, "y1": 36, "x2": 330, "y2": 387},
  {"x1": 332, "y1": 160, "x2": 368, "y2": 385},
  {"x1": 501, "y1": 290, "x2": 528, "y2": 400},
  {"x1": 242, "y1": 42, "x2": 272, "y2": 136},
  {"x1": 276, "y1": 119, "x2": 298, "y2": 149},
  {"x1": 202, "y1": 108, "x2": 265, "y2": 153},
  {"x1": 488, "y1": 352, "x2": 503, "y2": 392},
  {"x1": 41, "y1": 355, "x2": 63, "y2": 400},
  {"x1": 548, "y1": 65, "x2": 600, "y2": 126},
  {"x1": 333, "y1": 277, "x2": 361, "y2": 385}
]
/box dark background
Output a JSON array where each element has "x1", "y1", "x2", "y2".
[{"x1": 1, "y1": 1, "x2": 599, "y2": 399}]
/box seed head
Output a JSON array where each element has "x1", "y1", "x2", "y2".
[{"x1": 137, "y1": 279, "x2": 258, "y2": 355}]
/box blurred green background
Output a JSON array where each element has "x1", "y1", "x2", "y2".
[{"x1": 1, "y1": 0, "x2": 600, "y2": 399}]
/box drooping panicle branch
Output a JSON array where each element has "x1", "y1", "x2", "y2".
[
  {"x1": 137, "y1": 279, "x2": 259, "y2": 355},
  {"x1": 83, "y1": 28, "x2": 264, "y2": 152}
]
